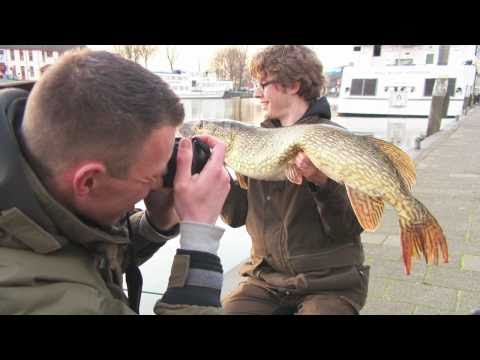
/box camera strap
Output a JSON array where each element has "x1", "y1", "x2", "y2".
[{"x1": 125, "y1": 214, "x2": 143, "y2": 314}]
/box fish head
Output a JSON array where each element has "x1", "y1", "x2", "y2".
[{"x1": 179, "y1": 119, "x2": 241, "y2": 146}]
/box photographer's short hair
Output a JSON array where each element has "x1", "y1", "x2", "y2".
[
  {"x1": 22, "y1": 49, "x2": 184, "y2": 180},
  {"x1": 249, "y1": 45, "x2": 326, "y2": 101}
]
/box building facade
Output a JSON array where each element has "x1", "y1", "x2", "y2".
[{"x1": 0, "y1": 45, "x2": 83, "y2": 81}]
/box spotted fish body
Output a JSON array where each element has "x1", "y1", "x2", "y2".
[{"x1": 180, "y1": 119, "x2": 449, "y2": 274}]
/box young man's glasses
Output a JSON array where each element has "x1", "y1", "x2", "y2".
[{"x1": 253, "y1": 80, "x2": 278, "y2": 92}]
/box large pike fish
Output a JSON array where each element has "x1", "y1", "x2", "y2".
[{"x1": 180, "y1": 119, "x2": 448, "y2": 275}]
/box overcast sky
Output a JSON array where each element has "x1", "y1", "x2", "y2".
[{"x1": 87, "y1": 45, "x2": 353, "y2": 73}]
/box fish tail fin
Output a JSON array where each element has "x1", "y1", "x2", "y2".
[{"x1": 398, "y1": 198, "x2": 448, "y2": 275}]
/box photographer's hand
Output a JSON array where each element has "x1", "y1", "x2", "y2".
[
  {"x1": 144, "y1": 187, "x2": 179, "y2": 232},
  {"x1": 174, "y1": 136, "x2": 230, "y2": 225}
]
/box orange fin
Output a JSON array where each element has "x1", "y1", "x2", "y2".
[
  {"x1": 346, "y1": 186, "x2": 385, "y2": 232},
  {"x1": 368, "y1": 137, "x2": 416, "y2": 190},
  {"x1": 398, "y1": 199, "x2": 449, "y2": 275},
  {"x1": 285, "y1": 163, "x2": 303, "y2": 185},
  {"x1": 236, "y1": 173, "x2": 249, "y2": 190}
]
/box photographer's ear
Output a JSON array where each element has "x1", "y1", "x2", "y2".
[{"x1": 71, "y1": 162, "x2": 108, "y2": 197}]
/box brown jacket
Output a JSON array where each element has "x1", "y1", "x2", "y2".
[{"x1": 221, "y1": 112, "x2": 369, "y2": 311}]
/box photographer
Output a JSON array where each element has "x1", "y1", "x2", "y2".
[{"x1": 0, "y1": 49, "x2": 231, "y2": 315}]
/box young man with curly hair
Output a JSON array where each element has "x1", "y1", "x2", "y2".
[{"x1": 221, "y1": 45, "x2": 369, "y2": 315}]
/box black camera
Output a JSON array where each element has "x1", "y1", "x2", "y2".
[{"x1": 163, "y1": 137, "x2": 211, "y2": 187}]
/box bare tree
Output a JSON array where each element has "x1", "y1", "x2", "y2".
[
  {"x1": 165, "y1": 46, "x2": 178, "y2": 72},
  {"x1": 210, "y1": 46, "x2": 249, "y2": 90},
  {"x1": 113, "y1": 45, "x2": 143, "y2": 64},
  {"x1": 137, "y1": 45, "x2": 158, "y2": 68}
]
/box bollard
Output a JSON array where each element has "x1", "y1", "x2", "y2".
[
  {"x1": 414, "y1": 135, "x2": 425, "y2": 150},
  {"x1": 414, "y1": 137, "x2": 422, "y2": 150}
]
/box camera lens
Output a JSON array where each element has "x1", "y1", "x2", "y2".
[{"x1": 163, "y1": 137, "x2": 211, "y2": 187}]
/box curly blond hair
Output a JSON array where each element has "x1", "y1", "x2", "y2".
[{"x1": 249, "y1": 45, "x2": 326, "y2": 101}]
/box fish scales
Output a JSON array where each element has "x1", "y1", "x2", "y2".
[{"x1": 180, "y1": 119, "x2": 449, "y2": 275}]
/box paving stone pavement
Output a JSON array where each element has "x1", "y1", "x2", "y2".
[{"x1": 361, "y1": 105, "x2": 480, "y2": 315}]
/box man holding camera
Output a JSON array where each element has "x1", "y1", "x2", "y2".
[{"x1": 0, "y1": 49, "x2": 231, "y2": 314}]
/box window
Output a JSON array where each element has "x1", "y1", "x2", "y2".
[
  {"x1": 395, "y1": 58, "x2": 414, "y2": 65},
  {"x1": 353, "y1": 46, "x2": 361, "y2": 52},
  {"x1": 447, "y1": 79, "x2": 456, "y2": 97},
  {"x1": 424, "y1": 78, "x2": 456, "y2": 96},
  {"x1": 46, "y1": 50, "x2": 53, "y2": 57},
  {"x1": 350, "y1": 79, "x2": 377, "y2": 96},
  {"x1": 20, "y1": 66, "x2": 25, "y2": 80},
  {"x1": 20, "y1": 50, "x2": 24, "y2": 61},
  {"x1": 364, "y1": 79, "x2": 377, "y2": 95},
  {"x1": 351, "y1": 79, "x2": 363, "y2": 95},
  {"x1": 29, "y1": 50, "x2": 33, "y2": 61},
  {"x1": 10, "y1": 49, "x2": 15, "y2": 60},
  {"x1": 437, "y1": 45, "x2": 449, "y2": 65},
  {"x1": 424, "y1": 79, "x2": 435, "y2": 96},
  {"x1": 373, "y1": 45, "x2": 382, "y2": 57},
  {"x1": 42, "y1": 51, "x2": 46, "y2": 62},
  {"x1": 29, "y1": 66, "x2": 34, "y2": 78},
  {"x1": 426, "y1": 53, "x2": 434, "y2": 64},
  {"x1": 0, "y1": 50, "x2": 3, "y2": 56}
]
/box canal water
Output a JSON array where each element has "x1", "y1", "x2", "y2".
[
  {"x1": 136, "y1": 96, "x2": 457, "y2": 314},
  {"x1": 182, "y1": 96, "x2": 456, "y2": 151}
]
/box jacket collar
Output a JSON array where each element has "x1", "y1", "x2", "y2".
[
  {"x1": 261, "y1": 97, "x2": 331, "y2": 128},
  {"x1": 20, "y1": 154, "x2": 130, "y2": 252}
]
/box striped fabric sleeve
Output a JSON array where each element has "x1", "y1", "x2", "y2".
[{"x1": 156, "y1": 222, "x2": 225, "y2": 309}]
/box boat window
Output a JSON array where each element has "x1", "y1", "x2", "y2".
[
  {"x1": 350, "y1": 79, "x2": 377, "y2": 96},
  {"x1": 437, "y1": 46, "x2": 449, "y2": 65},
  {"x1": 424, "y1": 78, "x2": 456, "y2": 96},
  {"x1": 353, "y1": 46, "x2": 361, "y2": 52},
  {"x1": 395, "y1": 58, "x2": 414, "y2": 66},
  {"x1": 364, "y1": 79, "x2": 377, "y2": 95},
  {"x1": 424, "y1": 79, "x2": 435, "y2": 96},
  {"x1": 426, "y1": 53, "x2": 434, "y2": 64},
  {"x1": 351, "y1": 79, "x2": 363, "y2": 95},
  {"x1": 373, "y1": 45, "x2": 382, "y2": 57},
  {"x1": 448, "y1": 79, "x2": 456, "y2": 96}
]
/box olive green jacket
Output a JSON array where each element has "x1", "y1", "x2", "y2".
[{"x1": 0, "y1": 156, "x2": 223, "y2": 315}]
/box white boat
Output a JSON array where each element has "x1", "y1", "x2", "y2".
[
  {"x1": 154, "y1": 71, "x2": 233, "y2": 99},
  {"x1": 337, "y1": 45, "x2": 480, "y2": 117}
]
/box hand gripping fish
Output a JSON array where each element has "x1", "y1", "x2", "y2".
[{"x1": 180, "y1": 119, "x2": 448, "y2": 275}]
